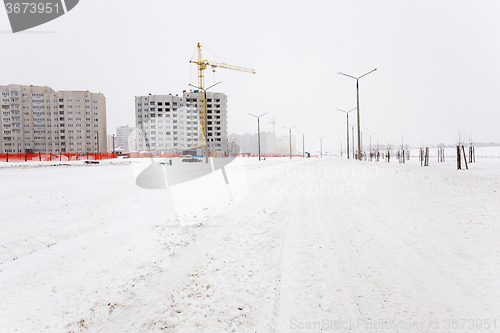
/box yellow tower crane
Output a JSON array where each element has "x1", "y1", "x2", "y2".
[{"x1": 189, "y1": 43, "x2": 255, "y2": 151}]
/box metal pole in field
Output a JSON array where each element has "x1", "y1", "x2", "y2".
[
  {"x1": 298, "y1": 131, "x2": 308, "y2": 158},
  {"x1": 249, "y1": 112, "x2": 267, "y2": 161},
  {"x1": 317, "y1": 135, "x2": 326, "y2": 158},
  {"x1": 360, "y1": 127, "x2": 368, "y2": 160},
  {"x1": 283, "y1": 125, "x2": 296, "y2": 159},
  {"x1": 338, "y1": 69, "x2": 377, "y2": 161},
  {"x1": 337, "y1": 107, "x2": 356, "y2": 159},
  {"x1": 375, "y1": 137, "x2": 383, "y2": 161},
  {"x1": 350, "y1": 124, "x2": 355, "y2": 158},
  {"x1": 367, "y1": 133, "x2": 375, "y2": 161},
  {"x1": 401, "y1": 135, "x2": 405, "y2": 163}
]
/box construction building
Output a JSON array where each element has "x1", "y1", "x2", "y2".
[
  {"x1": 134, "y1": 91, "x2": 228, "y2": 152},
  {"x1": 0, "y1": 84, "x2": 107, "y2": 154}
]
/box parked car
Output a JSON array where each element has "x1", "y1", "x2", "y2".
[{"x1": 181, "y1": 155, "x2": 202, "y2": 162}]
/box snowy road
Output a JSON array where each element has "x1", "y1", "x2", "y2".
[{"x1": 1, "y1": 158, "x2": 499, "y2": 332}]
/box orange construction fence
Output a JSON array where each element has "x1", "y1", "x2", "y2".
[
  {"x1": 128, "y1": 152, "x2": 181, "y2": 159},
  {"x1": 237, "y1": 153, "x2": 305, "y2": 158},
  {"x1": 0, "y1": 152, "x2": 316, "y2": 162},
  {"x1": 0, "y1": 152, "x2": 118, "y2": 162}
]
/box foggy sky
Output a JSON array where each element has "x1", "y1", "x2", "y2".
[{"x1": 1, "y1": 0, "x2": 499, "y2": 153}]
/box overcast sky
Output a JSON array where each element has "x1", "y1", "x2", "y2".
[{"x1": 1, "y1": 0, "x2": 499, "y2": 152}]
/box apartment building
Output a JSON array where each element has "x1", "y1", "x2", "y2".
[
  {"x1": 228, "y1": 131, "x2": 276, "y2": 154},
  {"x1": 134, "y1": 91, "x2": 228, "y2": 152},
  {"x1": 0, "y1": 84, "x2": 107, "y2": 154},
  {"x1": 276, "y1": 135, "x2": 297, "y2": 154},
  {"x1": 116, "y1": 125, "x2": 135, "y2": 153}
]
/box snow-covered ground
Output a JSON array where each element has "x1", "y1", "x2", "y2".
[
  {"x1": 387, "y1": 146, "x2": 500, "y2": 175},
  {"x1": 1, "y1": 152, "x2": 499, "y2": 332}
]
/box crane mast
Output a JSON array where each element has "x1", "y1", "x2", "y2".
[{"x1": 189, "y1": 43, "x2": 255, "y2": 150}]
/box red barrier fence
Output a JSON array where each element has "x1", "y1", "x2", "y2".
[
  {"x1": 0, "y1": 152, "x2": 314, "y2": 163},
  {"x1": 237, "y1": 153, "x2": 306, "y2": 158},
  {"x1": 0, "y1": 152, "x2": 118, "y2": 162},
  {"x1": 128, "y1": 152, "x2": 181, "y2": 159}
]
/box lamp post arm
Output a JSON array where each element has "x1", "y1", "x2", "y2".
[
  {"x1": 337, "y1": 72, "x2": 358, "y2": 80},
  {"x1": 358, "y1": 68, "x2": 377, "y2": 80}
]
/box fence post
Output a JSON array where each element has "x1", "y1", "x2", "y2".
[
  {"x1": 462, "y1": 145, "x2": 468, "y2": 170},
  {"x1": 6, "y1": 153, "x2": 8, "y2": 163},
  {"x1": 457, "y1": 145, "x2": 461, "y2": 170}
]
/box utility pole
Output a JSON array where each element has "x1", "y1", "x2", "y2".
[
  {"x1": 298, "y1": 131, "x2": 308, "y2": 158},
  {"x1": 350, "y1": 124, "x2": 355, "y2": 159},
  {"x1": 249, "y1": 112, "x2": 267, "y2": 161},
  {"x1": 367, "y1": 133, "x2": 375, "y2": 161},
  {"x1": 283, "y1": 125, "x2": 296, "y2": 159},
  {"x1": 360, "y1": 127, "x2": 368, "y2": 160},
  {"x1": 337, "y1": 107, "x2": 356, "y2": 159},
  {"x1": 317, "y1": 135, "x2": 326, "y2": 158},
  {"x1": 402, "y1": 135, "x2": 404, "y2": 163},
  {"x1": 338, "y1": 69, "x2": 377, "y2": 161}
]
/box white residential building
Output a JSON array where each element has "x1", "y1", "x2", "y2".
[
  {"x1": 228, "y1": 131, "x2": 276, "y2": 154},
  {"x1": 276, "y1": 135, "x2": 297, "y2": 154},
  {"x1": 116, "y1": 125, "x2": 134, "y2": 152},
  {"x1": 0, "y1": 84, "x2": 107, "y2": 154},
  {"x1": 134, "y1": 91, "x2": 228, "y2": 152}
]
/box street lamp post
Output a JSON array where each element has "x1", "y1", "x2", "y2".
[
  {"x1": 338, "y1": 69, "x2": 377, "y2": 161},
  {"x1": 360, "y1": 127, "x2": 368, "y2": 159},
  {"x1": 188, "y1": 81, "x2": 222, "y2": 163},
  {"x1": 375, "y1": 137, "x2": 383, "y2": 162},
  {"x1": 298, "y1": 131, "x2": 308, "y2": 158},
  {"x1": 337, "y1": 107, "x2": 356, "y2": 159},
  {"x1": 317, "y1": 135, "x2": 326, "y2": 158},
  {"x1": 367, "y1": 132, "x2": 376, "y2": 161},
  {"x1": 283, "y1": 125, "x2": 296, "y2": 159},
  {"x1": 249, "y1": 112, "x2": 267, "y2": 161},
  {"x1": 349, "y1": 124, "x2": 355, "y2": 158}
]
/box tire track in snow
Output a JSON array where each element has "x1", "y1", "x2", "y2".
[
  {"x1": 268, "y1": 197, "x2": 293, "y2": 333},
  {"x1": 316, "y1": 200, "x2": 392, "y2": 327},
  {"x1": 310, "y1": 160, "x2": 397, "y2": 331},
  {"x1": 270, "y1": 161, "x2": 363, "y2": 332}
]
